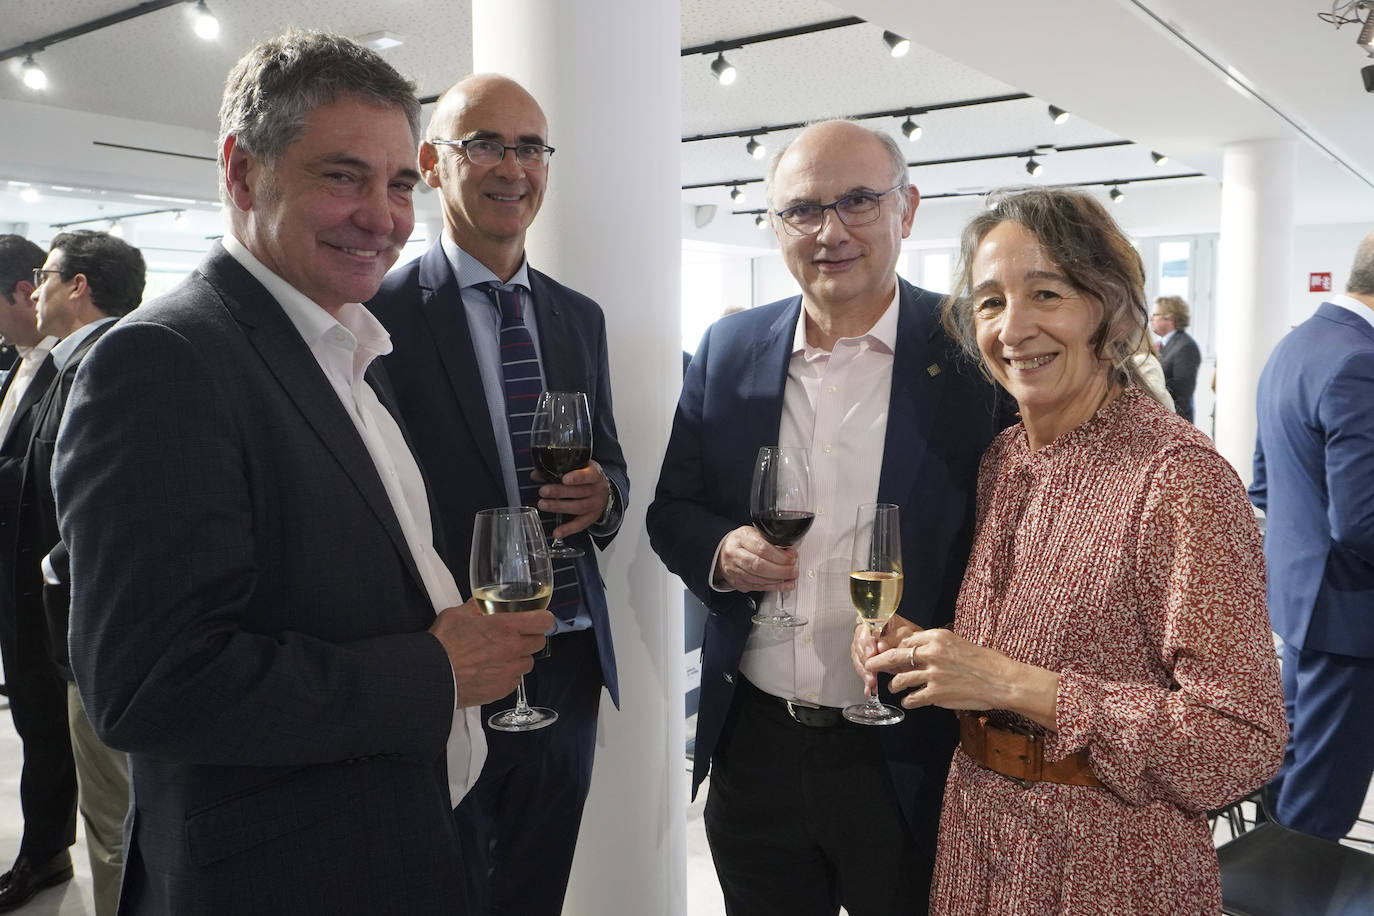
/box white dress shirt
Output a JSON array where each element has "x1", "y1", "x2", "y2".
[
  {"x1": 223, "y1": 235, "x2": 484, "y2": 805},
  {"x1": 0, "y1": 336, "x2": 56, "y2": 443},
  {"x1": 736, "y1": 286, "x2": 899, "y2": 709}
]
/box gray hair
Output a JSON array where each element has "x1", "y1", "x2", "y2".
[
  {"x1": 942, "y1": 187, "x2": 1163, "y2": 404},
  {"x1": 217, "y1": 30, "x2": 421, "y2": 203},
  {"x1": 1347, "y1": 229, "x2": 1374, "y2": 296},
  {"x1": 765, "y1": 120, "x2": 910, "y2": 216}
]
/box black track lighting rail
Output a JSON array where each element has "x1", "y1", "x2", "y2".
[
  {"x1": 681, "y1": 16, "x2": 865, "y2": 57},
  {"x1": 49, "y1": 207, "x2": 182, "y2": 229},
  {"x1": 0, "y1": 0, "x2": 191, "y2": 63}
]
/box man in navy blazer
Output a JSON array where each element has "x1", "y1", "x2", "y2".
[
  {"x1": 647, "y1": 121, "x2": 1005, "y2": 916},
  {"x1": 51, "y1": 33, "x2": 550, "y2": 914},
  {"x1": 1251, "y1": 231, "x2": 1374, "y2": 840},
  {"x1": 369, "y1": 75, "x2": 627, "y2": 916}
]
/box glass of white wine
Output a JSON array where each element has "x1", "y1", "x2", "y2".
[
  {"x1": 843, "y1": 502, "x2": 906, "y2": 726},
  {"x1": 470, "y1": 506, "x2": 557, "y2": 732}
]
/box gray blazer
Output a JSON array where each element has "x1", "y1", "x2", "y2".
[{"x1": 54, "y1": 245, "x2": 466, "y2": 915}]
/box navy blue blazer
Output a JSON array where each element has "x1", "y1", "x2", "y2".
[
  {"x1": 54, "y1": 246, "x2": 466, "y2": 914},
  {"x1": 369, "y1": 241, "x2": 626, "y2": 705},
  {"x1": 646, "y1": 278, "x2": 1007, "y2": 830},
  {"x1": 1251, "y1": 301, "x2": 1374, "y2": 659}
]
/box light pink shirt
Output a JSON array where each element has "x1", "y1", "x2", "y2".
[
  {"x1": 223, "y1": 235, "x2": 484, "y2": 806},
  {"x1": 737, "y1": 286, "x2": 899, "y2": 708}
]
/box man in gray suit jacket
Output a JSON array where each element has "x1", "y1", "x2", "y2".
[{"x1": 52, "y1": 31, "x2": 550, "y2": 915}]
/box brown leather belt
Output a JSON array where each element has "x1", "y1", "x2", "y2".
[{"x1": 959, "y1": 714, "x2": 1103, "y2": 789}]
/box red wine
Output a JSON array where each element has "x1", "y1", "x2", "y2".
[
  {"x1": 751, "y1": 509, "x2": 815, "y2": 547},
  {"x1": 534, "y1": 445, "x2": 590, "y2": 479}
]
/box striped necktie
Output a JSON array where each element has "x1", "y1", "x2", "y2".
[{"x1": 480, "y1": 282, "x2": 583, "y2": 623}]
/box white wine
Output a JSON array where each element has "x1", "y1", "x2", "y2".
[
  {"x1": 850, "y1": 570, "x2": 903, "y2": 623},
  {"x1": 473, "y1": 583, "x2": 553, "y2": 615}
]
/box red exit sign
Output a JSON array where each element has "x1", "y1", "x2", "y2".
[{"x1": 1310, "y1": 272, "x2": 1333, "y2": 292}]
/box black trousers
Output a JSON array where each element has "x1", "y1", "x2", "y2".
[
  {"x1": 454, "y1": 627, "x2": 602, "y2": 916},
  {"x1": 0, "y1": 601, "x2": 77, "y2": 862},
  {"x1": 704, "y1": 679, "x2": 932, "y2": 916}
]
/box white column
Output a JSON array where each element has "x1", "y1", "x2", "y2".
[
  {"x1": 471, "y1": 3, "x2": 685, "y2": 915},
  {"x1": 1214, "y1": 139, "x2": 1295, "y2": 484}
]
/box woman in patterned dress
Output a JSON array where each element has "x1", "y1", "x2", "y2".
[{"x1": 855, "y1": 189, "x2": 1286, "y2": 915}]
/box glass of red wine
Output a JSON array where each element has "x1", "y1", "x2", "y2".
[
  {"x1": 531, "y1": 391, "x2": 591, "y2": 559},
  {"x1": 749, "y1": 446, "x2": 814, "y2": 628}
]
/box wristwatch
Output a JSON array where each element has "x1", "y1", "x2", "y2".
[{"x1": 597, "y1": 477, "x2": 617, "y2": 528}]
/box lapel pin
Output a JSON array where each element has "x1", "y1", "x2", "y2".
[{"x1": 927, "y1": 363, "x2": 941, "y2": 377}]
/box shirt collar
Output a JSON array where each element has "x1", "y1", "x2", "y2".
[
  {"x1": 17, "y1": 336, "x2": 57, "y2": 360},
  {"x1": 51, "y1": 317, "x2": 115, "y2": 370},
  {"x1": 791, "y1": 282, "x2": 901, "y2": 358},
  {"x1": 1159, "y1": 328, "x2": 1176, "y2": 346},
  {"x1": 439, "y1": 233, "x2": 532, "y2": 295}
]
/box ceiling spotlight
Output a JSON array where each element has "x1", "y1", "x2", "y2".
[
  {"x1": 754, "y1": 214, "x2": 768, "y2": 229},
  {"x1": 1359, "y1": 11, "x2": 1374, "y2": 51},
  {"x1": 745, "y1": 136, "x2": 766, "y2": 160},
  {"x1": 20, "y1": 55, "x2": 47, "y2": 91},
  {"x1": 108, "y1": 220, "x2": 125, "y2": 239},
  {"x1": 191, "y1": 0, "x2": 220, "y2": 40},
  {"x1": 1048, "y1": 104, "x2": 1070, "y2": 125},
  {"x1": 1025, "y1": 157, "x2": 1043, "y2": 177},
  {"x1": 882, "y1": 31, "x2": 911, "y2": 58},
  {"x1": 19, "y1": 187, "x2": 40, "y2": 204},
  {"x1": 901, "y1": 118, "x2": 922, "y2": 141},
  {"x1": 1150, "y1": 151, "x2": 1168, "y2": 166},
  {"x1": 173, "y1": 209, "x2": 187, "y2": 224},
  {"x1": 710, "y1": 52, "x2": 737, "y2": 86},
  {"x1": 1109, "y1": 186, "x2": 1125, "y2": 203},
  {"x1": 729, "y1": 185, "x2": 744, "y2": 203},
  {"x1": 357, "y1": 30, "x2": 404, "y2": 51}
]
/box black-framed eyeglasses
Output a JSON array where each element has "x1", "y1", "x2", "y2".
[
  {"x1": 772, "y1": 184, "x2": 906, "y2": 237},
  {"x1": 429, "y1": 138, "x2": 555, "y2": 168},
  {"x1": 31, "y1": 268, "x2": 62, "y2": 288}
]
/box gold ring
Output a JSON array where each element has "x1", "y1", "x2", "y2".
[{"x1": 908, "y1": 646, "x2": 917, "y2": 670}]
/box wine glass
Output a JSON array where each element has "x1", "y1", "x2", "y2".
[
  {"x1": 748, "y1": 446, "x2": 814, "y2": 628},
  {"x1": 470, "y1": 507, "x2": 558, "y2": 732},
  {"x1": 843, "y1": 503, "x2": 906, "y2": 726},
  {"x1": 530, "y1": 391, "x2": 591, "y2": 559}
]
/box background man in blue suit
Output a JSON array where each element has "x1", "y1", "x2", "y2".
[
  {"x1": 647, "y1": 121, "x2": 1006, "y2": 916},
  {"x1": 1252, "y1": 230, "x2": 1374, "y2": 840},
  {"x1": 370, "y1": 74, "x2": 627, "y2": 916},
  {"x1": 52, "y1": 32, "x2": 550, "y2": 914}
]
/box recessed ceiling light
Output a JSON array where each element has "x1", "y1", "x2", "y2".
[{"x1": 357, "y1": 30, "x2": 404, "y2": 51}]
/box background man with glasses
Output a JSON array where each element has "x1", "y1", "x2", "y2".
[
  {"x1": 370, "y1": 73, "x2": 628, "y2": 916},
  {"x1": 647, "y1": 120, "x2": 1007, "y2": 916}
]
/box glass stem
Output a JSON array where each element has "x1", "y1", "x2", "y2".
[
  {"x1": 551, "y1": 512, "x2": 565, "y2": 546},
  {"x1": 867, "y1": 622, "x2": 884, "y2": 708},
  {"x1": 777, "y1": 581, "x2": 789, "y2": 615},
  {"x1": 514, "y1": 675, "x2": 532, "y2": 714}
]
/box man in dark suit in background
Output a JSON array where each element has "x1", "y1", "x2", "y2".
[
  {"x1": 24, "y1": 229, "x2": 144, "y2": 916},
  {"x1": 646, "y1": 121, "x2": 1006, "y2": 916},
  {"x1": 370, "y1": 73, "x2": 628, "y2": 916},
  {"x1": 1152, "y1": 294, "x2": 1201, "y2": 422},
  {"x1": 52, "y1": 31, "x2": 551, "y2": 915},
  {"x1": 1251, "y1": 230, "x2": 1374, "y2": 841},
  {"x1": 0, "y1": 235, "x2": 71, "y2": 913}
]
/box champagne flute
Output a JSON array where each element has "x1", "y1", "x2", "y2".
[
  {"x1": 843, "y1": 502, "x2": 906, "y2": 726},
  {"x1": 748, "y1": 446, "x2": 814, "y2": 628},
  {"x1": 470, "y1": 507, "x2": 558, "y2": 732},
  {"x1": 531, "y1": 391, "x2": 591, "y2": 559}
]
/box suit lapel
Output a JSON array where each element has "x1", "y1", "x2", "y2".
[
  {"x1": 745, "y1": 300, "x2": 800, "y2": 454},
  {"x1": 528, "y1": 269, "x2": 579, "y2": 392},
  {"x1": 201, "y1": 248, "x2": 426, "y2": 593},
  {"x1": 877, "y1": 279, "x2": 948, "y2": 504},
  {"x1": 417, "y1": 246, "x2": 506, "y2": 489},
  {"x1": 0, "y1": 356, "x2": 55, "y2": 454}
]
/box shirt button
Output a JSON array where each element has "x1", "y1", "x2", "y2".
[
  {"x1": 823, "y1": 444, "x2": 832, "y2": 453},
  {"x1": 803, "y1": 634, "x2": 813, "y2": 645},
  {"x1": 827, "y1": 386, "x2": 837, "y2": 394},
  {"x1": 807, "y1": 692, "x2": 818, "y2": 702},
  {"x1": 807, "y1": 569, "x2": 815, "y2": 579},
  {"x1": 816, "y1": 507, "x2": 825, "y2": 517}
]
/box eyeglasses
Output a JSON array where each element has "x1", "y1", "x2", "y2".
[
  {"x1": 429, "y1": 138, "x2": 555, "y2": 168},
  {"x1": 32, "y1": 268, "x2": 62, "y2": 288},
  {"x1": 772, "y1": 184, "x2": 906, "y2": 237}
]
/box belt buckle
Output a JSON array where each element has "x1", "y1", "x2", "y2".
[
  {"x1": 784, "y1": 699, "x2": 808, "y2": 724},
  {"x1": 990, "y1": 718, "x2": 1040, "y2": 789}
]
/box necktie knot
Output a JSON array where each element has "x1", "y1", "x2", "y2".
[{"x1": 481, "y1": 282, "x2": 523, "y2": 329}]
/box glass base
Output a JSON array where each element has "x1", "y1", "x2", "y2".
[
  {"x1": 488, "y1": 706, "x2": 558, "y2": 732},
  {"x1": 549, "y1": 541, "x2": 583, "y2": 559},
  {"x1": 751, "y1": 612, "x2": 808, "y2": 628},
  {"x1": 842, "y1": 699, "x2": 905, "y2": 726}
]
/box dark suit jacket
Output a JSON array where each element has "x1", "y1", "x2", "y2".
[
  {"x1": 1160, "y1": 328, "x2": 1201, "y2": 422},
  {"x1": 646, "y1": 278, "x2": 1008, "y2": 832},
  {"x1": 368, "y1": 241, "x2": 627, "y2": 705},
  {"x1": 16, "y1": 321, "x2": 113, "y2": 681},
  {"x1": 53, "y1": 245, "x2": 466, "y2": 915},
  {"x1": 0, "y1": 351, "x2": 56, "y2": 644},
  {"x1": 1251, "y1": 301, "x2": 1374, "y2": 660}
]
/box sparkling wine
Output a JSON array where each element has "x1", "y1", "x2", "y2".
[
  {"x1": 850, "y1": 570, "x2": 903, "y2": 623},
  {"x1": 751, "y1": 509, "x2": 816, "y2": 547},
  {"x1": 473, "y1": 582, "x2": 553, "y2": 615},
  {"x1": 533, "y1": 445, "x2": 591, "y2": 479}
]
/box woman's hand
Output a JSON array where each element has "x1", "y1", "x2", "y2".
[
  {"x1": 866, "y1": 628, "x2": 1060, "y2": 730},
  {"x1": 850, "y1": 614, "x2": 921, "y2": 694}
]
